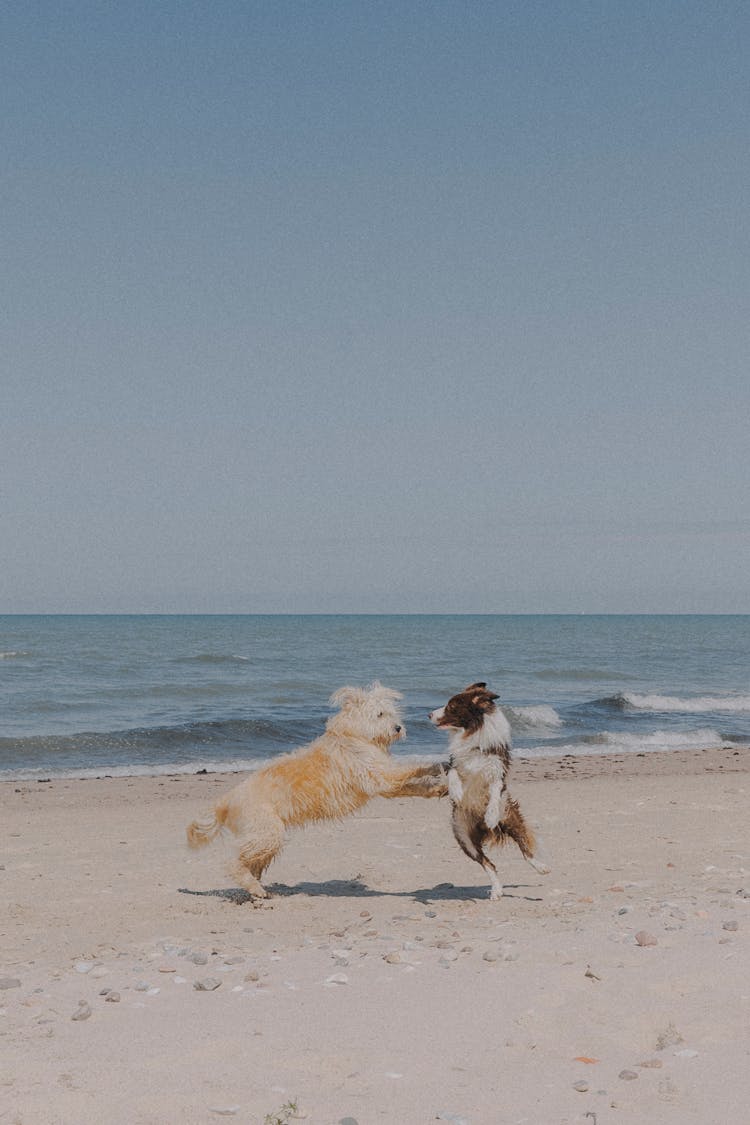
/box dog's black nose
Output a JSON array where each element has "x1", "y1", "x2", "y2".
[{"x1": 395, "y1": 725, "x2": 402, "y2": 733}]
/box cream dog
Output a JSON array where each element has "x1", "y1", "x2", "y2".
[{"x1": 187, "y1": 682, "x2": 446, "y2": 897}]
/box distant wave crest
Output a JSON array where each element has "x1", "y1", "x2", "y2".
[
  {"x1": 175, "y1": 653, "x2": 251, "y2": 665},
  {"x1": 601, "y1": 692, "x2": 750, "y2": 714}
]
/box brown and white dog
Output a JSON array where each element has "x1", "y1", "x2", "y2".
[
  {"x1": 187, "y1": 682, "x2": 447, "y2": 898},
  {"x1": 430, "y1": 683, "x2": 550, "y2": 900}
]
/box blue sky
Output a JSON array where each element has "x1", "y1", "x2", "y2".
[{"x1": 3, "y1": 2, "x2": 749, "y2": 612}]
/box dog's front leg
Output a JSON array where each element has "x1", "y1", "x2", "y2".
[
  {"x1": 484, "y1": 779, "x2": 503, "y2": 829},
  {"x1": 379, "y1": 762, "x2": 449, "y2": 799}
]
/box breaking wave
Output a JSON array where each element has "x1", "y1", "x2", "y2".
[
  {"x1": 601, "y1": 692, "x2": 750, "y2": 714},
  {"x1": 522, "y1": 727, "x2": 728, "y2": 758},
  {"x1": 504, "y1": 704, "x2": 563, "y2": 732}
]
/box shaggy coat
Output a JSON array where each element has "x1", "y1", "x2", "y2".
[
  {"x1": 187, "y1": 683, "x2": 447, "y2": 897},
  {"x1": 430, "y1": 682, "x2": 550, "y2": 900}
]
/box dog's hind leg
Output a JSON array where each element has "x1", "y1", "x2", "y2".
[
  {"x1": 231, "y1": 815, "x2": 285, "y2": 899},
  {"x1": 452, "y1": 808, "x2": 505, "y2": 901},
  {"x1": 501, "y1": 797, "x2": 551, "y2": 875}
]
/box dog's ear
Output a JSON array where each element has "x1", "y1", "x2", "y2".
[
  {"x1": 464, "y1": 681, "x2": 487, "y2": 692},
  {"x1": 467, "y1": 682, "x2": 499, "y2": 707},
  {"x1": 329, "y1": 686, "x2": 367, "y2": 709}
]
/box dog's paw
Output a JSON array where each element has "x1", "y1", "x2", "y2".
[
  {"x1": 489, "y1": 885, "x2": 504, "y2": 901},
  {"x1": 528, "y1": 857, "x2": 551, "y2": 875}
]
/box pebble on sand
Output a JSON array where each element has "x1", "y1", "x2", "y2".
[
  {"x1": 383, "y1": 952, "x2": 401, "y2": 964},
  {"x1": 722, "y1": 920, "x2": 739, "y2": 932},
  {"x1": 572, "y1": 1080, "x2": 589, "y2": 1092},
  {"x1": 71, "y1": 1001, "x2": 92, "y2": 1021},
  {"x1": 635, "y1": 931, "x2": 658, "y2": 947},
  {"x1": 619, "y1": 1069, "x2": 639, "y2": 1080},
  {"x1": 194, "y1": 978, "x2": 221, "y2": 991},
  {"x1": 105, "y1": 991, "x2": 121, "y2": 1003},
  {"x1": 325, "y1": 973, "x2": 349, "y2": 985}
]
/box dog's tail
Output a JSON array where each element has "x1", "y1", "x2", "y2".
[{"x1": 186, "y1": 810, "x2": 223, "y2": 849}]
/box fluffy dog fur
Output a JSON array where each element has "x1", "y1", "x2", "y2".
[
  {"x1": 187, "y1": 682, "x2": 447, "y2": 897},
  {"x1": 430, "y1": 682, "x2": 550, "y2": 900}
]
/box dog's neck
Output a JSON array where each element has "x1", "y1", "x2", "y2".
[{"x1": 449, "y1": 707, "x2": 511, "y2": 755}]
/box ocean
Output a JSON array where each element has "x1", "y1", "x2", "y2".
[{"x1": 1, "y1": 615, "x2": 749, "y2": 781}]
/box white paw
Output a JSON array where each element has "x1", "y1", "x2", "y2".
[
  {"x1": 489, "y1": 885, "x2": 504, "y2": 901},
  {"x1": 529, "y1": 858, "x2": 551, "y2": 875}
]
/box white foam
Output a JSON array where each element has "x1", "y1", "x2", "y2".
[
  {"x1": 521, "y1": 727, "x2": 729, "y2": 759},
  {"x1": 504, "y1": 704, "x2": 563, "y2": 732},
  {"x1": 0, "y1": 751, "x2": 446, "y2": 784},
  {"x1": 622, "y1": 692, "x2": 750, "y2": 714}
]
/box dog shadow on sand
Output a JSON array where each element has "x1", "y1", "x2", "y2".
[{"x1": 178, "y1": 878, "x2": 544, "y2": 904}]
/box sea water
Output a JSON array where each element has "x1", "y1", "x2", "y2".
[{"x1": 1, "y1": 614, "x2": 749, "y2": 780}]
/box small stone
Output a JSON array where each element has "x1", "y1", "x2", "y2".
[
  {"x1": 209, "y1": 1108, "x2": 240, "y2": 1117},
  {"x1": 483, "y1": 950, "x2": 498, "y2": 963},
  {"x1": 736, "y1": 888, "x2": 750, "y2": 899},
  {"x1": 635, "y1": 931, "x2": 658, "y2": 947},
  {"x1": 674, "y1": 1048, "x2": 699, "y2": 1058},
  {"x1": 244, "y1": 971, "x2": 259, "y2": 982},
  {"x1": 158, "y1": 966, "x2": 177, "y2": 973},
  {"x1": 0, "y1": 978, "x2": 21, "y2": 991},
  {"x1": 656, "y1": 1022, "x2": 683, "y2": 1050},
  {"x1": 105, "y1": 991, "x2": 121, "y2": 1003},
  {"x1": 359, "y1": 911, "x2": 371, "y2": 919},
  {"x1": 638, "y1": 1059, "x2": 663, "y2": 1069},
  {"x1": 190, "y1": 951, "x2": 209, "y2": 965},
  {"x1": 425, "y1": 910, "x2": 437, "y2": 917},
  {"x1": 224, "y1": 957, "x2": 245, "y2": 965},
  {"x1": 383, "y1": 952, "x2": 401, "y2": 964},
  {"x1": 573, "y1": 1080, "x2": 589, "y2": 1092},
  {"x1": 193, "y1": 978, "x2": 221, "y2": 991},
  {"x1": 722, "y1": 920, "x2": 739, "y2": 932},
  {"x1": 71, "y1": 1001, "x2": 91, "y2": 1021},
  {"x1": 325, "y1": 973, "x2": 349, "y2": 985},
  {"x1": 619, "y1": 1069, "x2": 638, "y2": 1081},
  {"x1": 134, "y1": 981, "x2": 150, "y2": 992},
  {"x1": 75, "y1": 962, "x2": 94, "y2": 974},
  {"x1": 440, "y1": 950, "x2": 458, "y2": 962}
]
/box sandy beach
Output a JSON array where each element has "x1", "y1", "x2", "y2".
[{"x1": 2, "y1": 745, "x2": 749, "y2": 1125}]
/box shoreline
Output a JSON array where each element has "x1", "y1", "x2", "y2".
[
  {"x1": 3, "y1": 743, "x2": 749, "y2": 1123},
  {"x1": 2, "y1": 740, "x2": 747, "y2": 788}
]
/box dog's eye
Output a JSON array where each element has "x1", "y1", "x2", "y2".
[{"x1": 377, "y1": 711, "x2": 384, "y2": 718}]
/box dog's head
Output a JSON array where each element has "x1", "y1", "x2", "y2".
[
  {"x1": 327, "y1": 681, "x2": 405, "y2": 748},
  {"x1": 429, "y1": 682, "x2": 499, "y2": 736}
]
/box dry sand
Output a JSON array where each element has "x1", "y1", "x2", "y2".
[{"x1": 2, "y1": 745, "x2": 749, "y2": 1124}]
